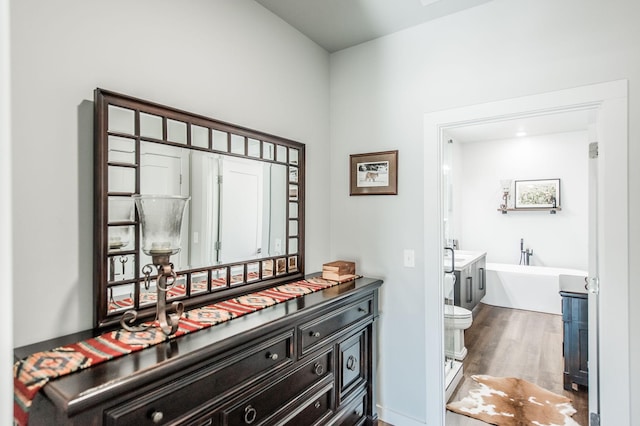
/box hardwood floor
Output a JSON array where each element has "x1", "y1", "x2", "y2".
[{"x1": 445, "y1": 303, "x2": 588, "y2": 426}]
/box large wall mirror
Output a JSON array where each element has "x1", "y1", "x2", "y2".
[{"x1": 95, "y1": 89, "x2": 305, "y2": 329}]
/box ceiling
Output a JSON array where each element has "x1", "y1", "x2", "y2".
[
  {"x1": 254, "y1": 0, "x2": 591, "y2": 143},
  {"x1": 254, "y1": 0, "x2": 494, "y2": 53},
  {"x1": 445, "y1": 109, "x2": 594, "y2": 143}
]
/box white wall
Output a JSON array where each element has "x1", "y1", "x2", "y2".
[
  {"x1": 455, "y1": 131, "x2": 589, "y2": 269},
  {"x1": 10, "y1": 0, "x2": 331, "y2": 346},
  {"x1": 9, "y1": 1, "x2": 640, "y2": 425},
  {"x1": 329, "y1": 0, "x2": 640, "y2": 424}
]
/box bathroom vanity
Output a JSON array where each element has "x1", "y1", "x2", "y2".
[
  {"x1": 447, "y1": 251, "x2": 487, "y2": 311},
  {"x1": 560, "y1": 290, "x2": 589, "y2": 391},
  {"x1": 15, "y1": 276, "x2": 382, "y2": 425}
]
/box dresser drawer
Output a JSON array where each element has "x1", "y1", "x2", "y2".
[
  {"x1": 328, "y1": 391, "x2": 367, "y2": 426},
  {"x1": 104, "y1": 331, "x2": 294, "y2": 426},
  {"x1": 299, "y1": 296, "x2": 372, "y2": 355},
  {"x1": 281, "y1": 383, "x2": 334, "y2": 426},
  {"x1": 220, "y1": 350, "x2": 333, "y2": 426}
]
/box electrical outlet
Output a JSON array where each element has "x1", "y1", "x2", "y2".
[{"x1": 404, "y1": 249, "x2": 415, "y2": 267}]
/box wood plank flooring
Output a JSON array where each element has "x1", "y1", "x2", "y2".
[{"x1": 445, "y1": 303, "x2": 588, "y2": 426}]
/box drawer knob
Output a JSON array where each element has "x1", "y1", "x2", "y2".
[
  {"x1": 314, "y1": 400, "x2": 321, "y2": 409},
  {"x1": 150, "y1": 410, "x2": 164, "y2": 424},
  {"x1": 358, "y1": 307, "x2": 367, "y2": 313},
  {"x1": 310, "y1": 331, "x2": 321, "y2": 338},
  {"x1": 346, "y1": 355, "x2": 358, "y2": 371},
  {"x1": 266, "y1": 352, "x2": 278, "y2": 360},
  {"x1": 313, "y1": 362, "x2": 325, "y2": 376},
  {"x1": 244, "y1": 405, "x2": 257, "y2": 424}
]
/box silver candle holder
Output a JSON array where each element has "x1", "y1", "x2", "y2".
[{"x1": 120, "y1": 195, "x2": 190, "y2": 335}]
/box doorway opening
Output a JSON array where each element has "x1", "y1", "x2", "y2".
[
  {"x1": 423, "y1": 80, "x2": 629, "y2": 426},
  {"x1": 441, "y1": 111, "x2": 593, "y2": 424}
]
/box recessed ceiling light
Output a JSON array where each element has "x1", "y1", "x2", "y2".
[{"x1": 516, "y1": 131, "x2": 527, "y2": 137}]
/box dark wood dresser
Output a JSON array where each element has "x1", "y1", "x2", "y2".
[{"x1": 15, "y1": 277, "x2": 382, "y2": 426}]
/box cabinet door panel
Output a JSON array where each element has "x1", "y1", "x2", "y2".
[
  {"x1": 562, "y1": 293, "x2": 588, "y2": 390},
  {"x1": 475, "y1": 258, "x2": 486, "y2": 304},
  {"x1": 453, "y1": 271, "x2": 461, "y2": 306},
  {"x1": 339, "y1": 330, "x2": 367, "y2": 402}
]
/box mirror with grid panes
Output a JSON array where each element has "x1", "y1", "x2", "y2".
[{"x1": 95, "y1": 89, "x2": 304, "y2": 329}]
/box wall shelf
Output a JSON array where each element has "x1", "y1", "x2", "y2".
[{"x1": 498, "y1": 207, "x2": 561, "y2": 215}]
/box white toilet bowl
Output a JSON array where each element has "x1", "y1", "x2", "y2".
[{"x1": 444, "y1": 305, "x2": 473, "y2": 360}]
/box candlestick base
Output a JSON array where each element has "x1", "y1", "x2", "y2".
[{"x1": 120, "y1": 256, "x2": 183, "y2": 335}]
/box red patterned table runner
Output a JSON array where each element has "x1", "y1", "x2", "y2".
[{"x1": 14, "y1": 277, "x2": 343, "y2": 426}]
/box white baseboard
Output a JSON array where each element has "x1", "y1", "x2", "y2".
[
  {"x1": 377, "y1": 405, "x2": 426, "y2": 426},
  {"x1": 445, "y1": 362, "x2": 464, "y2": 402}
]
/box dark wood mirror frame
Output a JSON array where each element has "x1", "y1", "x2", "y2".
[{"x1": 94, "y1": 89, "x2": 305, "y2": 329}]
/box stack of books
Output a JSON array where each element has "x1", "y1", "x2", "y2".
[{"x1": 322, "y1": 260, "x2": 357, "y2": 282}]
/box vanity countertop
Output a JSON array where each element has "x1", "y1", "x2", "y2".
[
  {"x1": 444, "y1": 250, "x2": 487, "y2": 271},
  {"x1": 559, "y1": 273, "x2": 589, "y2": 294}
]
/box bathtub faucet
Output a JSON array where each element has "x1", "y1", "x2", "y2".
[{"x1": 519, "y1": 238, "x2": 533, "y2": 265}]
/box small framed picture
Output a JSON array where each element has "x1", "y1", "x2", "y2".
[
  {"x1": 289, "y1": 166, "x2": 299, "y2": 183},
  {"x1": 288, "y1": 256, "x2": 298, "y2": 272},
  {"x1": 514, "y1": 179, "x2": 560, "y2": 209},
  {"x1": 350, "y1": 150, "x2": 398, "y2": 195},
  {"x1": 276, "y1": 258, "x2": 287, "y2": 275},
  {"x1": 289, "y1": 184, "x2": 299, "y2": 201},
  {"x1": 261, "y1": 259, "x2": 274, "y2": 278}
]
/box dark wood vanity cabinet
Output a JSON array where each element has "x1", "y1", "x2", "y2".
[
  {"x1": 17, "y1": 277, "x2": 382, "y2": 426},
  {"x1": 560, "y1": 291, "x2": 588, "y2": 391}
]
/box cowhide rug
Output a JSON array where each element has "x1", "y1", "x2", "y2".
[{"x1": 447, "y1": 375, "x2": 581, "y2": 426}]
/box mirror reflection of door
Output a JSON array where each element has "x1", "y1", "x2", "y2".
[
  {"x1": 136, "y1": 143, "x2": 288, "y2": 269},
  {"x1": 189, "y1": 152, "x2": 221, "y2": 269},
  {"x1": 140, "y1": 143, "x2": 189, "y2": 269},
  {"x1": 221, "y1": 157, "x2": 263, "y2": 262}
]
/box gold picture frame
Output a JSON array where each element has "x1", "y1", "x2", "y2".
[{"x1": 349, "y1": 150, "x2": 398, "y2": 195}]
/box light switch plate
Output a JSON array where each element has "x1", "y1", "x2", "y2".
[{"x1": 404, "y1": 249, "x2": 415, "y2": 267}]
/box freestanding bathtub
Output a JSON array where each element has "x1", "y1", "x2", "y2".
[{"x1": 483, "y1": 263, "x2": 587, "y2": 315}]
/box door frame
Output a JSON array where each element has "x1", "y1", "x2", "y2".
[{"x1": 423, "y1": 80, "x2": 628, "y2": 425}]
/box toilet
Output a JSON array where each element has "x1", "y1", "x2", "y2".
[{"x1": 444, "y1": 304, "x2": 473, "y2": 360}]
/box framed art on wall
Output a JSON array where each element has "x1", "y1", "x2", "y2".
[
  {"x1": 349, "y1": 150, "x2": 398, "y2": 195},
  {"x1": 514, "y1": 178, "x2": 560, "y2": 209}
]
